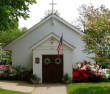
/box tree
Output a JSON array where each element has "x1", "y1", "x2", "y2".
[
  {"x1": 79, "y1": 5, "x2": 110, "y2": 68},
  {"x1": 0, "y1": 0, "x2": 36, "y2": 31},
  {"x1": 0, "y1": 44, "x2": 11, "y2": 65},
  {"x1": 0, "y1": 27, "x2": 27, "y2": 46},
  {"x1": 0, "y1": 27, "x2": 27, "y2": 65},
  {"x1": 0, "y1": 0, "x2": 36, "y2": 64}
]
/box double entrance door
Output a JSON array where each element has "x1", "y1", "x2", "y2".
[{"x1": 42, "y1": 55, "x2": 63, "y2": 83}]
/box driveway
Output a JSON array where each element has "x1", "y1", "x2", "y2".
[{"x1": 0, "y1": 81, "x2": 67, "y2": 94}]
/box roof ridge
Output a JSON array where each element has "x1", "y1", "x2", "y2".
[{"x1": 4, "y1": 14, "x2": 83, "y2": 50}]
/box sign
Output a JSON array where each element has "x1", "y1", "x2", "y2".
[{"x1": 35, "y1": 57, "x2": 40, "y2": 64}]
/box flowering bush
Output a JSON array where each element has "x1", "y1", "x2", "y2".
[
  {"x1": 0, "y1": 65, "x2": 32, "y2": 81},
  {"x1": 0, "y1": 65, "x2": 9, "y2": 80},
  {"x1": 102, "y1": 69, "x2": 110, "y2": 78},
  {"x1": 101, "y1": 69, "x2": 110, "y2": 82},
  {"x1": 73, "y1": 61, "x2": 103, "y2": 82},
  {"x1": 0, "y1": 65, "x2": 9, "y2": 70}
]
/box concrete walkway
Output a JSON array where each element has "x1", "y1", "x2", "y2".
[
  {"x1": 0, "y1": 81, "x2": 34, "y2": 93},
  {"x1": 32, "y1": 84, "x2": 67, "y2": 94},
  {"x1": 0, "y1": 81, "x2": 67, "y2": 94}
]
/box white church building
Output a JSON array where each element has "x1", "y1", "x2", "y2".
[{"x1": 5, "y1": 14, "x2": 93, "y2": 83}]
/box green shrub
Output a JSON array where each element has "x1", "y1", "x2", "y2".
[
  {"x1": 62, "y1": 73, "x2": 72, "y2": 84},
  {"x1": 0, "y1": 65, "x2": 33, "y2": 81},
  {"x1": 0, "y1": 68, "x2": 9, "y2": 80},
  {"x1": 30, "y1": 74, "x2": 40, "y2": 84}
]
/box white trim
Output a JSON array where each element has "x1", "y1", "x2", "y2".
[
  {"x1": 4, "y1": 14, "x2": 83, "y2": 50},
  {"x1": 31, "y1": 32, "x2": 75, "y2": 50}
]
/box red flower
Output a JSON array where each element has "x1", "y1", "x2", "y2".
[
  {"x1": 72, "y1": 62, "x2": 102, "y2": 82},
  {"x1": 86, "y1": 65, "x2": 91, "y2": 71},
  {"x1": 80, "y1": 63, "x2": 84, "y2": 68}
]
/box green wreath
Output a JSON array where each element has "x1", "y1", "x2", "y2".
[
  {"x1": 55, "y1": 58, "x2": 61, "y2": 64},
  {"x1": 44, "y1": 58, "x2": 51, "y2": 65}
]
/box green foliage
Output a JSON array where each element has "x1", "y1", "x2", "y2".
[
  {"x1": 0, "y1": 27, "x2": 27, "y2": 46},
  {"x1": 62, "y1": 73, "x2": 72, "y2": 84},
  {"x1": 30, "y1": 74, "x2": 40, "y2": 84},
  {"x1": 102, "y1": 77, "x2": 110, "y2": 82},
  {"x1": 0, "y1": 88, "x2": 29, "y2": 94},
  {"x1": 0, "y1": 27, "x2": 26, "y2": 64},
  {"x1": 96, "y1": 61, "x2": 108, "y2": 69},
  {"x1": 0, "y1": 65, "x2": 33, "y2": 81},
  {"x1": 0, "y1": 0, "x2": 36, "y2": 31},
  {"x1": 0, "y1": 44, "x2": 11, "y2": 64},
  {"x1": 8, "y1": 66, "x2": 32, "y2": 81},
  {"x1": 102, "y1": 69, "x2": 110, "y2": 82},
  {"x1": 79, "y1": 5, "x2": 110, "y2": 67},
  {"x1": 67, "y1": 82, "x2": 110, "y2": 94}
]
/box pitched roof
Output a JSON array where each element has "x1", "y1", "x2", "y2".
[
  {"x1": 31, "y1": 32, "x2": 75, "y2": 50},
  {"x1": 4, "y1": 14, "x2": 84, "y2": 50}
]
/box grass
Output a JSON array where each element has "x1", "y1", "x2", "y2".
[
  {"x1": 0, "y1": 88, "x2": 29, "y2": 94},
  {"x1": 67, "y1": 82, "x2": 110, "y2": 94}
]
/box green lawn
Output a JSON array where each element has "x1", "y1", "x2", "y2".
[
  {"x1": 0, "y1": 88, "x2": 29, "y2": 94},
  {"x1": 67, "y1": 82, "x2": 110, "y2": 94}
]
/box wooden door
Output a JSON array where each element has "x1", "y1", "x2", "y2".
[{"x1": 42, "y1": 55, "x2": 63, "y2": 83}]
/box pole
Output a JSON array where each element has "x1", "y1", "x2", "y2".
[
  {"x1": 62, "y1": 33, "x2": 63, "y2": 56},
  {"x1": 49, "y1": 0, "x2": 57, "y2": 14},
  {"x1": 52, "y1": 0, "x2": 53, "y2": 14}
]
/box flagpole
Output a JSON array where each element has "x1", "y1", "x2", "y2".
[
  {"x1": 62, "y1": 33, "x2": 63, "y2": 57},
  {"x1": 57, "y1": 33, "x2": 63, "y2": 57}
]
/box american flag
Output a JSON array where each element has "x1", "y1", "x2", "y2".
[{"x1": 57, "y1": 34, "x2": 63, "y2": 57}]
